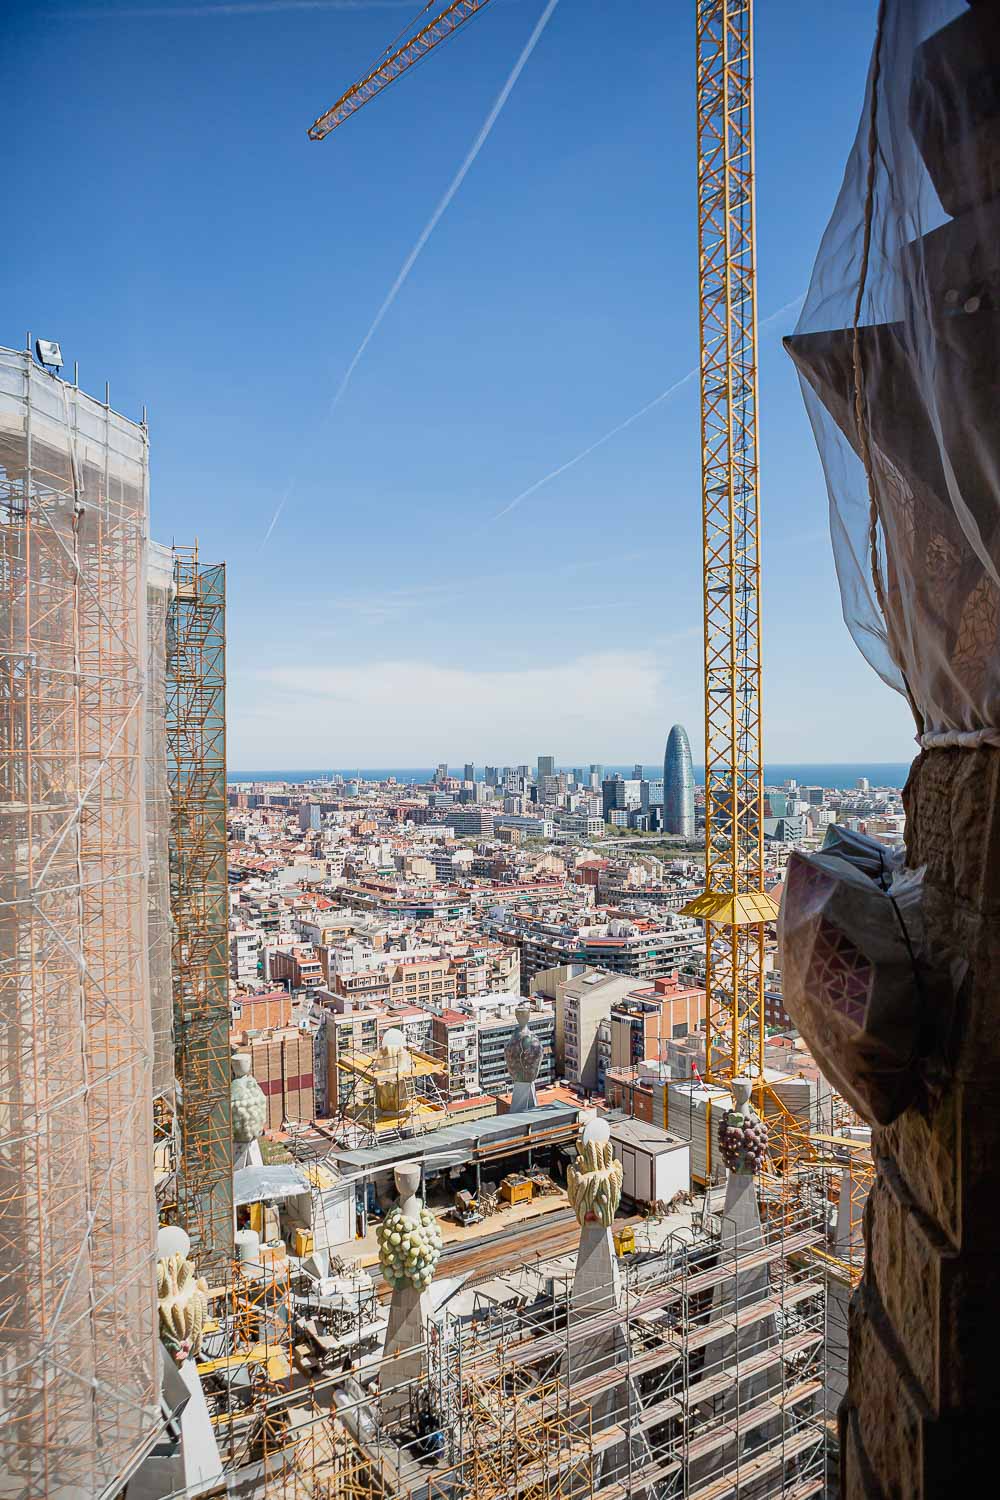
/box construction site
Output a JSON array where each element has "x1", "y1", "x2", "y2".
[
  {"x1": 0, "y1": 303, "x2": 862, "y2": 1500},
  {"x1": 3, "y1": 0, "x2": 998, "y2": 1495}
]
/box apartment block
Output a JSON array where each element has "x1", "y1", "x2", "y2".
[
  {"x1": 269, "y1": 943, "x2": 325, "y2": 992},
  {"x1": 443, "y1": 806, "x2": 495, "y2": 839},
  {"x1": 239, "y1": 1027, "x2": 315, "y2": 1130},
  {"x1": 550, "y1": 969, "x2": 633, "y2": 1092},
  {"x1": 451, "y1": 941, "x2": 520, "y2": 1001},
  {"x1": 431, "y1": 1009, "x2": 479, "y2": 1099},
  {"x1": 509, "y1": 912, "x2": 703, "y2": 990},
  {"x1": 386, "y1": 955, "x2": 457, "y2": 1009},
  {"x1": 230, "y1": 928, "x2": 262, "y2": 984},
  {"x1": 595, "y1": 974, "x2": 705, "y2": 1092},
  {"x1": 231, "y1": 989, "x2": 293, "y2": 1033}
]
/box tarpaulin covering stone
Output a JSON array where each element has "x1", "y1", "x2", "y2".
[{"x1": 785, "y1": 0, "x2": 1000, "y2": 747}]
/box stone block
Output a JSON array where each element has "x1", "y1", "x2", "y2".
[
  {"x1": 847, "y1": 1283, "x2": 928, "y2": 1500},
  {"x1": 865, "y1": 1168, "x2": 944, "y2": 1408},
  {"x1": 840, "y1": 1404, "x2": 885, "y2": 1500},
  {"x1": 879, "y1": 1091, "x2": 957, "y2": 1243}
]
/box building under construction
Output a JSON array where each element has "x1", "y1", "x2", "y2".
[{"x1": 0, "y1": 345, "x2": 159, "y2": 1498}]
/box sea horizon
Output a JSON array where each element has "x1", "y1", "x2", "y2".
[{"x1": 227, "y1": 761, "x2": 912, "y2": 791}]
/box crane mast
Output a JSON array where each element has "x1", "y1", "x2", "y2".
[
  {"x1": 681, "y1": 0, "x2": 776, "y2": 1085},
  {"x1": 309, "y1": 0, "x2": 777, "y2": 1084}
]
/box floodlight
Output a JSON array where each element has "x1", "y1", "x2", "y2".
[{"x1": 35, "y1": 339, "x2": 63, "y2": 371}]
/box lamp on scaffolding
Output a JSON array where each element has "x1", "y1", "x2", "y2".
[{"x1": 34, "y1": 337, "x2": 63, "y2": 372}]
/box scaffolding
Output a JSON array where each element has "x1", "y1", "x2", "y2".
[
  {"x1": 0, "y1": 348, "x2": 159, "y2": 1499},
  {"x1": 410, "y1": 1205, "x2": 827, "y2": 1500},
  {"x1": 167, "y1": 546, "x2": 233, "y2": 1274},
  {"x1": 148, "y1": 1133, "x2": 834, "y2": 1500},
  {"x1": 147, "y1": 540, "x2": 175, "y2": 1101},
  {"x1": 333, "y1": 1042, "x2": 450, "y2": 1147}
]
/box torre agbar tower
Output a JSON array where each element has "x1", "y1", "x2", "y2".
[{"x1": 663, "y1": 723, "x2": 695, "y2": 838}]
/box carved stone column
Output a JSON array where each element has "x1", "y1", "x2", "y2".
[
  {"x1": 841, "y1": 747, "x2": 1000, "y2": 1495},
  {"x1": 378, "y1": 1161, "x2": 442, "y2": 1427}
]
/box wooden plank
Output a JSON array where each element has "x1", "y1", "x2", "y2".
[
  {"x1": 687, "y1": 1428, "x2": 822, "y2": 1500},
  {"x1": 681, "y1": 1328, "x2": 823, "y2": 1406},
  {"x1": 685, "y1": 1379, "x2": 823, "y2": 1465},
  {"x1": 685, "y1": 1282, "x2": 822, "y2": 1354}
]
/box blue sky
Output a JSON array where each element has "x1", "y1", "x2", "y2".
[{"x1": 7, "y1": 0, "x2": 917, "y2": 766}]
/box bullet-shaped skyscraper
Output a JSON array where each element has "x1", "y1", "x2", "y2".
[{"x1": 663, "y1": 724, "x2": 695, "y2": 838}]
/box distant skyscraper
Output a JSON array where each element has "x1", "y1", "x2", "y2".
[
  {"x1": 298, "y1": 802, "x2": 321, "y2": 832},
  {"x1": 633, "y1": 763, "x2": 644, "y2": 781},
  {"x1": 663, "y1": 724, "x2": 695, "y2": 838},
  {"x1": 537, "y1": 755, "x2": 555, "y2": 780},
  {"x1": 464, "y1": 762, "x2": 475, "y2": 783},
  {"x1": 434, "y1": 762, "x2": 448, "y2": 784}
]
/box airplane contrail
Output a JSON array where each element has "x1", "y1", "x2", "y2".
[
  {"x1": 327, "y1": 0, "x2": 560, "y2": 415},
  {"x1": 488, "y1": 371, "x2": 697, "y2": 524},
  {"x1": 486, "y1": 290, "x2": 806, "y2": 524},
  {"x1": 262, "y1": 0, "x2": 560, "y2": 544}
]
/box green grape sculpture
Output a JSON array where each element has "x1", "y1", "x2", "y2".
[{"x1": 377, "y1": 1205, "x2": 443, "y2": 1292}]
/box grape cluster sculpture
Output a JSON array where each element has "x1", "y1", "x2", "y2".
[
  {"x1": 718, "y1": 1103, "x2": 769, "y2": 1174},
  {"x1": 157, "y1": 1251, "x2": 210, "y2": 1362},
  {"x1": 231, "y1": 1061, "x2": 267, "y2": 1143},
  {"x1": 377, "y1": 1205, "x2": 442, "y2": 1291},
  {"x1": 567, "y1": 1133, "x2": 623, "y2": 1227}
]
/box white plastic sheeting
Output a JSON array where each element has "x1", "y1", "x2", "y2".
[{"x1": 0, "y1": 348, "x2": 158, "y2": 1499}]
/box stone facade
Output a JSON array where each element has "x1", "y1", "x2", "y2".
[{"x1": 842, "y1": 748, "x2": 1000, "y2": 1494}]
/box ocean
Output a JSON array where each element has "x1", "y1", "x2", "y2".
[{"x1": 227, "y1": 762, "x2": 912, "y2": 790}]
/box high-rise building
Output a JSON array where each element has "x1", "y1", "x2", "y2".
[
  {"x1": 602, "y1": 776, "x2": 642, "y2": 818},
  {"x1": 434, "y1": 762, "x2": 448, "y2": 784},
  {"x1": 641, "y1": 777, "x2": 664, "y2": 811},
  {"x1": 537, "y1": 755, "x2": 555, "y2": 780},
  {"x1": 443, "y1": 807, "x2": 494, "y2": 839},
  {"x1": 633, "y1": 763, "x2": 644, "y2": 781},
  {"x1": 464, "y1": 762, "x2": 475, "y2": 783},
  {"x1": 663, "y1": 724, "x2": 695, "y2": 838},
  {"x1": 299, "y1": 801, "x2": 321, "y2": 832}
]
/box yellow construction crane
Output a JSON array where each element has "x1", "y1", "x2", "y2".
[
  {"x1": 679, "y1": 0, "x2": 779, "y2": 1088},
  {"x1": 308, "y1": 0, "x2": 777, "y2": 1086}
]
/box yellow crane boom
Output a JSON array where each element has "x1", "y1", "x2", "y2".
[
  {"x1": 308, "y1": 0, "x2": 497, "y2": 140},
  {"x1": 308, "y1": 0, "x2": 776, "y2": 1086}
]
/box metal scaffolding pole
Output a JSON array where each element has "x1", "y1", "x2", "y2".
[{"x1": 167, "y1": 546, "x2": 233, "y2": 1274}]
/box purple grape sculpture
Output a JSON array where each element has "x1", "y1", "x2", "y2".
[{"x1": 718, "y1": 1100, "x2": 769, "y2": 1175}]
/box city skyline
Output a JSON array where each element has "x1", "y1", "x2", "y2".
[{"x1": 225, "y1": 759, "x2": 914, "y2": 789}]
